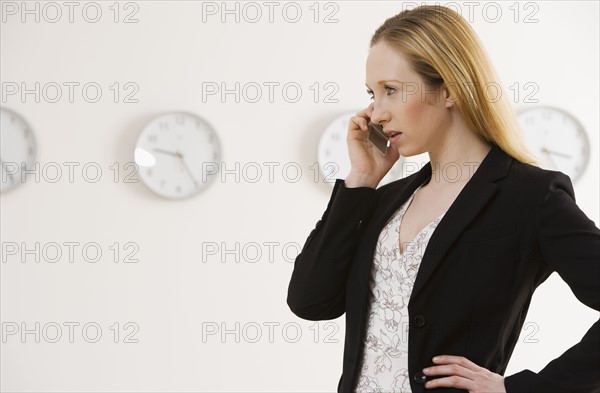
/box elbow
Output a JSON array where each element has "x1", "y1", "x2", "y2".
[
  {"x1": 287, "y1": 302, "x2": 317, "y2": 321},
  {"x1": 286, "y1": 291, "x2": 345, "y2": 321},
  {"x1": 286, "y1": 292, "x2": 316, "y2": 320}
]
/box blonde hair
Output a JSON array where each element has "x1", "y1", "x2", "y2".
[{"x1": 371, "y1": 5, "x2": 539, "y2": 166}]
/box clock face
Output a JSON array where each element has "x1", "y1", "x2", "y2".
[
  {"x1": 517, "y1": 106, "x2": 589, "y2": 183},
  {"x1": 0, "y1": 107, "x2": 37, "y2": 194},
  {"x1": 134, "y1": 112, "x2": 221, "y2": 199},
  {"x1": 317, "y1": 111, "x2": 404, "y2": 187}
]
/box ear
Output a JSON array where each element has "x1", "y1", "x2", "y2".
[{"x1": 442, "y1": 84, "x2": 456, "y2": 109}]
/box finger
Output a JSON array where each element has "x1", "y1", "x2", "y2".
[
  {"x1": 432, "y1": 355, "x2": 482, "y2": 372},
  {"x1": 350, "y1": 116, "x2": 368, "y2": 131},
  {"x1": 355, "y1": 104, "x2": 374, "y2": 121},
  {"x1": 424, "y1": 364, "x2": 477, "y2": 380},
  {"x1": 424, "y1": 375, "x2": 475, "y2": 391}
]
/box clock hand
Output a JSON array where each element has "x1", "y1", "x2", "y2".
[
  {"x1": 153, "y1": 148, "x2": 179, "y2": 157},
  {"x1": 152, "y1": 147, "x2": 197, "y2": 186},
  {"x1": 542, "y1": 148, "x2": 571, "y2": 159},
  {"x1": 541, "y1": 146, "x2": 559, "y2": 169},
  {"x1": 177, "y1": 153, "x2": 199, "y2": 187}
]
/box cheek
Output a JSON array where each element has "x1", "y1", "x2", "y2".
[{"x1": 402, "y1": 95, "x2": 428, "y2": 125}]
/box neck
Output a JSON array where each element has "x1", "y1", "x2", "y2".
[{"x1": 426, "y1": 133, "x2": 493, "y2": 187}]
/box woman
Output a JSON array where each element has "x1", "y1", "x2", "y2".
[{"x1": 286, "y1": 5, "x2": 600, "y2": 393}]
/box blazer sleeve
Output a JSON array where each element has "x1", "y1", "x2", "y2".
[
  {"x1": 504, "y1": 171, "x2": 600, "y2": 393},
  {"x1": 286, "y1": 178, "x2": 378, "y2": 321}
]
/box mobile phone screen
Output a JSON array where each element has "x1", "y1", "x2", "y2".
[{"x1": 367, "y1": 121, "x2": 389, "y2": 155}]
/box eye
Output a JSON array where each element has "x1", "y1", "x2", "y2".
[
  {"x1": 366, "y1": 86, "x2": 396, "y2": 100},
  {"x1": 385, "y1": 86, "x2": 396, "y2": 95}
]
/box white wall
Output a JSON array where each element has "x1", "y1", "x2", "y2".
[{"x1": 1, "y1": 1, "x2": 598, "y2": 391}]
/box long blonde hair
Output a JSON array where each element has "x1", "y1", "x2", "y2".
[{"x1": 370, "y1": 5, "x2": 539, "y2": 166}]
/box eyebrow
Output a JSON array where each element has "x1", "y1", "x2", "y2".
[{"x1": 365, "y1": 80, "x2": 403, "y2": 89}]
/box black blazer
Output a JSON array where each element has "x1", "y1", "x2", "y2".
[{"x1": 287, "y1": 143, "x2": 600, "y2": 392}]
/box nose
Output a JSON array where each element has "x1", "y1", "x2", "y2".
[{"x1": 369, "y1": 102, "x2": 388, "y2": 126}]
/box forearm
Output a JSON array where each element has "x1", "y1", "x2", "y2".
[{"x1": 287, "y1": 178, "x2": 378, "y2": 320}]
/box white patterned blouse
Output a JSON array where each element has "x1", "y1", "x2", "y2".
[{"x1": 356, "y1": 184, "x2": 447, "y2": 393}]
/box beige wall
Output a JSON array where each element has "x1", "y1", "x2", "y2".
[{"x1": 1, "y1": 1, "x2": 598, "y2": 391}]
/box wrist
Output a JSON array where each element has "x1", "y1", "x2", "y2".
[{"x1": 345, "y1": 172, "x2": 379, "y2": 189}]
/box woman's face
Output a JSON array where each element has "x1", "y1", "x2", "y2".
[{"x1": 365, "y1": 41, "x2": 453, "y2": 157}]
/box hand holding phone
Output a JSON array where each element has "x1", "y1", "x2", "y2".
[
  {"x1": 367, "y1": 121, "x2": 390, "y2": 155},
  {"x1": 346, "y1": 104, "x2": 401, "y2": 188}
]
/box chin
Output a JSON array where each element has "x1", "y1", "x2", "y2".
[{"x1": 397, "y1": 143, "x2": 428, "y2": 158}]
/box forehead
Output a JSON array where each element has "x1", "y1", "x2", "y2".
[{"x1": 365, "y1": 41, "x2": 421, "y2": 86}]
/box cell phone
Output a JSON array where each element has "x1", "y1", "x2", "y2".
[{"x1": 367, "y1": 121, "x2": 389, "y2": 155}]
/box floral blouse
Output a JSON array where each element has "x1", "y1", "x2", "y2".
[{"x1": 356, "y1": 184, "x2": 447, "y2": 393}]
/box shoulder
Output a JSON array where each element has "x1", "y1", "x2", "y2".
[{"x1": 505, "y1": 159, "x2": 575, "y2": 201}]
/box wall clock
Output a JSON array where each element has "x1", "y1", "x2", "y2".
[
  {"x1": 134, "y1": 112, "x2": 221, "y2": 199},
  {"x1": 0, "y1": 107, "x2": 37, "y2": 194},
  {"x1": 516, "y1": 106, "x2": 590, "y2": 183},
  {"x1": 317, "y1": 111, "x2": 405, "y2": 188}
]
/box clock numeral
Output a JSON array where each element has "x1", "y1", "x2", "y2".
[
  {"x1": 148, "y1": 134, "x2": 157, "y2": 143},
  {"x1": 542, "y1": 110, "x2": 552, "y2": 120},
  {"x1": 159, "y1": 121, "x2": 169, "y2": 130}
]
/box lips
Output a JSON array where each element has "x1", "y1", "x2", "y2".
[{"x1": 384, "y1": 130, "x2": 402, "y2": 138}]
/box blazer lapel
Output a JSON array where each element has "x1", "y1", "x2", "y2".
[
  {"x1": 408, "y1": 144, "x2": 509, "y2": 305},
  {"x1": 357, "y1": 161, "x2": 432, "y2": 289},
  {"x1": 358, "y1": 144, "x2": 513, "y2": 306}
]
